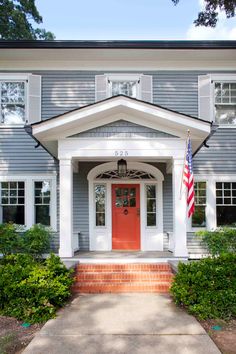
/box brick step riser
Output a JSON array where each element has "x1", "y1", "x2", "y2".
[
  {"x1": 72, "y1": 283, "x2": 171, "y2": 293},
  {"x1": 76, "y1": 274, "x2": 173, "y2": 282},
  {"x1": 77, "y1": 265, "x2": 171, "y2": 272}
]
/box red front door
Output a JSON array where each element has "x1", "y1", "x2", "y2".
[{"x1": 112, "y1": 184, "x2": 140, "y2": 250}]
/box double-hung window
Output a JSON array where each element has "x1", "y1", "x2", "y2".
[
  {"x1": 216, "y1": 182, "x2": 236, "y2": 227},
  {"x1": 214, "y1": 82, "x2": 236, "y2": 125},
  {"x1": 192, "y1": 182, "x2": 206, "y2": 228},
  {"x1": 0, "y1": 181, "x2": 25, "y2": 225},
  {"x1": 95, "y1": 74, "x2": 152, "y2": 102},
  {"x1": 0, "y1": 74, "x2": 41, "y2": 125},
  {"x1": 0, "y1": 81, "x2": 26, "y2": 124},
  {"x1": 198, "y1": 74, "x2": 236, "y2": 125},
  {"x1": 34, "y1": 181, "x2": 51, "y2": 226},
  {"x1": 0, "y1": 177, "x2": 56, "y2": 230}
]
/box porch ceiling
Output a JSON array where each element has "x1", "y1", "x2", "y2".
[{"x1": 31, "y1": 95, "x2": 211, "y2": 158}]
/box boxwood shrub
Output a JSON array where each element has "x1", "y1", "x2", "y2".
[
  {"x1": 0, "y1": 223, "x2": 51, "y2": 258},
  {"x1": 197, "y1": 227, "x2": 236, "y2": 256},
  {"x1": 170, "y1": 254, "x2": 236, "y2": 320},
  {"x1": 0, "y1": 253, "x2": 74, "y2": 323}
]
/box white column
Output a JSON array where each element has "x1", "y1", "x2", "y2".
[
  {"x1": 206, "y1": 179, "x2": 217, "y2": 230},
  {"x1": 59, "y1": 158, "x2": 74, "y2": 258},
  {"x1": 172, "y1": 158, "x2": 188, "y2": 257}
]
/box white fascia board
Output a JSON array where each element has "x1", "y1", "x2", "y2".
[{"x1": 33, "y1": 97, "x2": 211, "y2": 141}]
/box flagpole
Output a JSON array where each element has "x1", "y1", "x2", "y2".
[{"x1": 179, "y1": 129, "x2": 190, "y2": 199}]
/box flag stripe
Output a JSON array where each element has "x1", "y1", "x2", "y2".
[{"x1": 183, "y1": 136, "x2": 195, "y2": 218}]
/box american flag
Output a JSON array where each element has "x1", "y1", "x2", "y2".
[{"x1": 183, "y1": 135, "x2": 195, "y2": 218}]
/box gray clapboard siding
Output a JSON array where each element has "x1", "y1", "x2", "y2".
[
  {"x1": 70, "y1": 120, "x2": 177, "y2": 138},
  {"x1": 0, "y1": 128, "x2": 58, "y2": 173},
  {"x1": 193, "y1": 127, "x2": 236, "y2": 174},
  {"x1": 39, "y1": 70, "x2": 202, "y2": 120},
  {"x1": 40, "y1": 71, "x2": 96, "y2": 120},
  {"x1": 187, "y1": 232, "x2": 208, "y2": 254}
]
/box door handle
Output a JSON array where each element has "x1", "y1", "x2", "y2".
[
  {"x1": 137, "y1": 208, "x2": 140, "y2": 216},
  {"x1": 123, "y1": 209, "x2": 128, "y2": 215}
]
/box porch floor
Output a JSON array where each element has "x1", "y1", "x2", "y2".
[{"x1": 61, "y1": 251, "x2": 188, "y2": 268}]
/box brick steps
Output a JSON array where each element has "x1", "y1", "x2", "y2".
[{"x1": 73, "y1": 263, "x2": 174, "y2": 294}]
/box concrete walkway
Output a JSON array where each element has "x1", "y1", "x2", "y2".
[{"x1": 23, "y1": 294, "x2": 220, "y2": 354}]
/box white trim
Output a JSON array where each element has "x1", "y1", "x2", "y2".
[
  {"x1": 59, "y1": 159, "x2": 73, "y2": 257},
  {"x1": 87, "y1": 162, "x2": 164, "y2": 251},
  {"x1": 33, "y1": 96, "x2": 211, "y2": 140},
  {"x1": 0, "y1": 174, "x2": 57, "y2": 231}
]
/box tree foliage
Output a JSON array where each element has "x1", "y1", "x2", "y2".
[
  {"x1": 172, "y1": 0, "x2": 236, "y2": 27},
  {"x1": 0, "y1": 0, "x2": 55, "y2": 40}
]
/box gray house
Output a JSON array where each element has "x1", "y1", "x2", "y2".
[{"x1": 0, "y1": 40, "x2": 236, "y2": 261}]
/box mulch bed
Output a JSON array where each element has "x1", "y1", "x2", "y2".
[
  {"x1": 200, "y1": 318, "x2": 236, "y2": 354},
  {"x1": 0, "y1": 316, "x2": 43, "y2": 354}
]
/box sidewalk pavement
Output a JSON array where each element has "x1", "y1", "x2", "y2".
[{"x1": 23, "y1": 294, "x2": 220, "y2": 354}]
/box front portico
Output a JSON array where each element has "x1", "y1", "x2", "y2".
[{"x1": 31, "y1": 95, "x2": 211, "y2": 259}]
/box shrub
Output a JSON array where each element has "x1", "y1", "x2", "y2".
[
  {"x1": 170, "y1": 254, "x2": 236, "y2": 320},
  {"x1": 0, "y1": 223, "x2": 20, "y2": 256},
  {"x1": 197, "y1": 227, "x2": 236, "y2": 256},
  {"x1": 21, "y1": 224, "x2": 51, "y2": 258},
  {"x1": 0, "y1": 253, "x2": 74, "y2": 323}
]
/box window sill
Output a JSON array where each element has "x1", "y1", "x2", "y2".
[
  {"x1": 188, "y1": 227, "x2": 207, "y2": 232},
  {"x1": 217, "y1": 124, "x2": 236, "y2": 128},
  {"x1": 0, "y1": 124, "x2": 25, "y2": 128}
]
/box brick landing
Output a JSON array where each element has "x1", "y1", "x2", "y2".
[{"x1": 73, "y1": 263, "x2": 174, "y2": 293}]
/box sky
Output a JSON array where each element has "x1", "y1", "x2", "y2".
[{"x1": 35, "y1": 0, "x2": 236, "y2": 40}]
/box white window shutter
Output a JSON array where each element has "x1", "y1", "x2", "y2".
[
  {"x1": 140, "y1": 75, "x2": 153, "y2": 102},
  {"x1": 27, "y1": 74, "x2": 41, "y2": 124},
  {"x1": 198, "y1": 74, "x2": 213, "y2": 121},
  {"x1": 95, "y1": 75, "x2": 108, "y2": 101}
]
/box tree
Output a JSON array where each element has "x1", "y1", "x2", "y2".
[
  {"x1": 172, "y1": 0, "x2": 236, "y2": 27},
  {"x1": 0, "y1": 0, "x2": 55, "y2": 40}
]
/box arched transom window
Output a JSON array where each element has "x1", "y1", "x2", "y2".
[{"x1": 96, "y1": 169, "x2": 156, "y2": 180}]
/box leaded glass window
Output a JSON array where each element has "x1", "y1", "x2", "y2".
[
  {"x1": 95, "y1": 184, "x2": 106, "y2": 226},
  {"x1": 146, "y1": 185, "x2": 156, "y2": 227}
]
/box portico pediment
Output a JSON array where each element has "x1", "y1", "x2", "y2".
[{"x1": 31, "y1": 95, "x2": 211, "y2": 157}]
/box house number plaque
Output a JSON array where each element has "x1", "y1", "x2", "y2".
[{"x1": 114, "y1": 151, "x2": 128, "y2": 156}]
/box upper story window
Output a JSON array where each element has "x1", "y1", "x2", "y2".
[
  {"x1": 0, "y1": 81, "x2": 26, "y2": 124},
  {"x1": 111, "y1": 80, "x2": 137, "y2": 98},
  {"x1": 0, "y1": 74, "x2": 41, "y2": 126},
  {"x1": 214, "y1": 82, "x2": 236, "y2": 125},
  {"x1": 198, "y1": 74, "x2": 236, "y2": 125},
  {"x1": 95, "y1": 74, "x2": 152, "y2": 103}
]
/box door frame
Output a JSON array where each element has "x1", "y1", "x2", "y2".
[
  {"x1": 88, "y1": 162, "x2": 164, "y2": 251},
  {"x1": 112, "y1": 183, "x2": 141, "y2": 250}
]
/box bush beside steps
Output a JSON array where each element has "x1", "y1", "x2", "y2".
[{"x1": 0, "y1": 223, "x2": 74, "y2": 324}]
